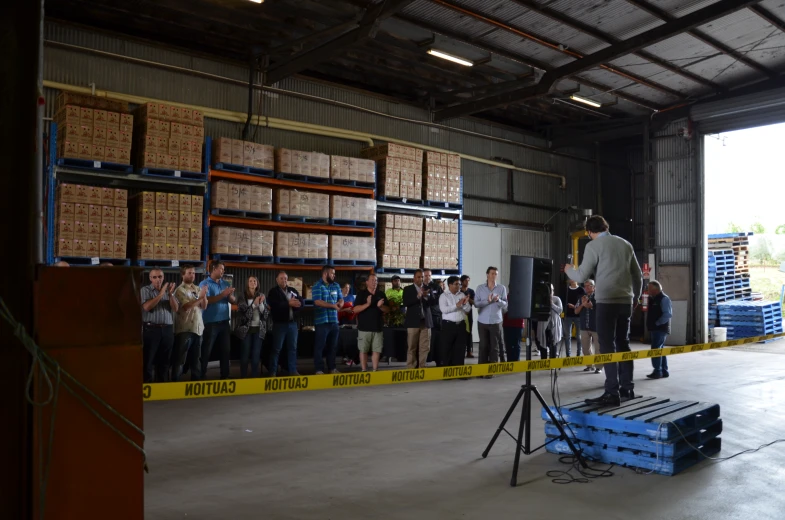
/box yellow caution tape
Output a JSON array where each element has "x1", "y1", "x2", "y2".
[{"x1": 143, "y1": 332, "x2": 785, "y2": 401}]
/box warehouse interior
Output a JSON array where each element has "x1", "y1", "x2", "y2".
[{"x1": 3, "y1": 1, "x2": 785, "y2": 518}]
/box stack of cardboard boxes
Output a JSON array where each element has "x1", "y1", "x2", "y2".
[
  {"x1": 377, "y1": 213, "x2": 424, "y2": 269},
  {"x1": 274, "y1": 233, "x2": 328, "y2": 260},
  {"x1": 424, "y1": 152, "x2": 462, "y2": 203},
  {"x1": 275, "y1": 189, "x2": 329, "y2": 218},
  {"x1": 423, "y1": 218, "x2": 459, "y2": 270},
  {"x1": 330, "y1": 195, "x2": 376, "y2": 223},
  {"x1": 133, "y1": 191, "x2": 204, "y2": 261},
  {"x1": 210, "y1": 227, "x2": 274, "y2": 257},
  {"x1": 213, "y1": 138, "x2": 274, "y2": 170},
  {"x1": 329, "y1": 236, "x2": 376, "y2": 262},
  {"x1": 329, "y1": 156, "x2": 376, "y2": 184},
  {"x1": 364, "y1": 144, "x2": 424, "y2": 200},
  {"x1": 54, "y1": 105, "x2": 133, "y2": 164},
  {"x1": 275, "y1": 149, "x2": 330, "y2": 179},
  {"x1": 135, "y1": 102, "x2": 205, "y2": 172},
  {"x1": 211, "y1": 181, "x2": 273, "y2": 214},
  {"x1": 55, "y1": 183, "x2": 128, "y2": 258}
]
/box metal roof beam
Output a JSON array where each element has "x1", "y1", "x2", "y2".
[
  {"x1": 430, "y1": 0, "x2": 686, "y2": 100},
  {"x1": 266, "y1": 0, "x2": 418, "y2": 85},
  {"x1": 507, "y1": 0, "x2": 727, "y2": 93},
  {"x1": 394, "y1": 14, "x2": 662, "y2": 111},
  {"x1": 623, "y1": 0, "x2": 776, "y2": 79},
  {"x1": 433, "y1": 0, "x2": 762, "y2": 121}
]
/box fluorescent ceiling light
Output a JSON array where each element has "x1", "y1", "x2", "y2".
[
  {"x1": 569, "y1": 95, "x2": 602, "y2": 108},
  {"x1": 427, "y1": 49, "x2": 473, "y2": 67},
  {"x1": 248, "y1": 0, "x2": 263, "y2": 3}
]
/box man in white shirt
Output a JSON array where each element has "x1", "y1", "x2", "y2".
[
  {"x1": 475, "y1": 266, "x2": 508, "y2": 373},
  {"x1": 439, "y1": 276, "x2": 472, "y2": 368}
]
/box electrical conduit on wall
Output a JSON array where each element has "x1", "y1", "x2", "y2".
[{"x1": 44, "y1": 80, "x2": 567, "y2": 189}]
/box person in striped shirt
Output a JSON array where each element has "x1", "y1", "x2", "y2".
[{"x1": 141, "y1": 268, "x2": 178, "y2": 382}]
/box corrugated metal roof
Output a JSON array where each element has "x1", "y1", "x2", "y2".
[
  {"x1": 401, "y1": 1, "x2": 495, "y2": 40},
  {"x1": 546, "y1": 0, "x2": 664, "y2": 41},
  {"x1": 478, "y1": 27, "x2": 574, "y2": 67}
]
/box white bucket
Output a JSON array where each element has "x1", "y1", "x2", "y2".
[{"x1": 713, "y1": 327, "x2": 727, "y2": 342}]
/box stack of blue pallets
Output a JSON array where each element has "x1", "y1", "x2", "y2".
[
  {"x1": 708, "y1": 249, "x2": 736, "y2": 326},
  {"x1": 717, "y1": 300, "x2": 783, "y2": 341},
  {"x1": 542, "y1": 397, "x2": 722, "y2": 476}
]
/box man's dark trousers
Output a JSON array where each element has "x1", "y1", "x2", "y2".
[{"x1": 596, "y1": 303, "x2": 634, "y2": 396}]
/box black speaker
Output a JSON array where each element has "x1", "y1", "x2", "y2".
[{"x1": 508, "y1": 256, "x2": 553, "y2": 320}]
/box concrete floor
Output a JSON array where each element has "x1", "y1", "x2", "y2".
[{"x1": 144, "y1": 342, "x2": 785, "y2": 520}]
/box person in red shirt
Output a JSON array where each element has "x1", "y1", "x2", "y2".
[{"x1": 502, "y1": 295, "x2": 524, "y2": 361}]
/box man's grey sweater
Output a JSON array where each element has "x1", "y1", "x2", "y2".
[{"x1": 566, "y1": 233, "x2": 643, "y2": 305}]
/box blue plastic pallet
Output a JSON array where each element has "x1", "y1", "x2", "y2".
[
  {"x1": 330, "y1": 178, "x2": 376, "y2": 189},
  {"x1": 212, "y1": 163, "x2": 274, "y2": 177},
  {"x1": 56, "y1": 157, "x2": 133, "y2": 173},
  {"x1": 425, "y1": 200, "x2": 463, "y2": 210},
  {"x1": 708, "y1": 232, "x2": 753, "y2": 239},
  {"x1": 546, "y1": 437, "x2": 721, "y2": 476},
  {"x1": 210, "y1": 208, "x2": 272, "y2": 220},
  {"x1": 541, "y1": 397, "x2": 720, "y2": 439},
  {"x1": 376, "y1": 267, "x2": 421, "y2": 275},
  {"x1": 134, "y1": 259, "x2": 204, "y2": 268},
  {"x1": 210, "y1": 254, "x2": 275, "y2": 264},
  {"x1": 274, "y1": 256, "x2": 327, "y2": 266},
  {"x1": 272, "y1": 214, "x2": 330, "y2": 224},
  {"x1": 137, "y1": 167, "x2": 208, "y2": 181},
  {"x1": 328, "y1": 218, "x2": 376, "y2": 228},
  {"x1": 330, "y1": 259, "x2": 376, "y2": 267},
  {"x1": 375, "y1": 196, "x2": 425, "y2": 206},
  {"x1": 275, "y1": 172, "x2": 330, "y2": 184},
  {"x1": 53, "y1": 256, "x2": 130, "y2": 266},
  {"x1": 544, "y1": 418, "x2": 722, "y2": 458}
]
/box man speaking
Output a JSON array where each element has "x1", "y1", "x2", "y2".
[{"x1": 566, "y1": 216, "x2": 642, "y2": 406}]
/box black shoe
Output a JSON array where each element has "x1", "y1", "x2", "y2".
[
  {"x1": 584, "y1": 393, "x2": 621, "y2": 406},
  {"x1": 662, "y1": 371, "x2": 670, "y2": 378},
  {"x1": 620, "y1": 389, "x2": 636, "y2": 400},
  {"x1": 646, "y1": 372, "x2": 663, "y2": 379}
]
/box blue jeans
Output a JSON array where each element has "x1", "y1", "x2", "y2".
[
  {"x1": 650, "y1": 331, "x2": 669, "y2": 374},
  {"x1": 240, "y1": 331, "x2": 263, "y2": 378},
  {"x1": 314, "y1": 322, "x2": 340, "y2": 372},
  {"x1": 503, "y1": 326, "x2": 522, "y2": 361},
  {"x1": 271, "y1": 322, "x2": 298, "y2": 375},
  {"x1": 201, "y1": 320, "x2": 231, "y2": 380},
  {"x1": 172, "y1": 332, "x2": 202, "y2": 381},
  {"x1": 562, "y1": 316, "x2": 582, "y2": 356}
]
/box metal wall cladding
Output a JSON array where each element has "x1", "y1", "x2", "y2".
[
  {"x1": 654, "y1": 118, "x2": 697, "y2": 265},
  {"x1": 500, "y1": 227, "x2": 551, "y2": 286}
]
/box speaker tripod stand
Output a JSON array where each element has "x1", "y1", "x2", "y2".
[{"x1": 482, "y1": 318, "x2": 587, "y2": 486}]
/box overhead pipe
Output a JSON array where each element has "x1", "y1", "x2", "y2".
[{"x1": 44, "y1": 81, "x2": 566, "y2": 188}]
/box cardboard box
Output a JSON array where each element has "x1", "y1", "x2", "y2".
[
  {"x1": 231, "y1": 139, "x2": 244, "y2": 165},
  {"x1": 58, "y1": 184, "x2": 78, "y2": 204},
  {"x1": 140, "y1": 152, "x2": 157, "y2": 168},
  {"x1": 92, "y1": 126, "x2": 107, "y2": 145},
  {"x1": 153, "y1": 192, "x2": 167, "y2": 210},
  {"x1": 73, "y1": 203, "x2": 89, "y2": 221},
  {"x1": 179, "y1": 211, "x2": 191, "y2": 228},
  {"x1": 154, "y1": 209, "x2": 167, "y2": 227},
  {"x1": 159, "y1": 120, "x2": 170, "y2": 137},
  {"x1": 275, "y1": 148, "x2": 292, "y2": 173},
  {"x1": 165, "y1": 243, "x2": 177, "y2": 258},
  {"x1": 238, "y1": 184, "x2": 250, "y2": 211},
  {"x1": 94, "y1": 110, "x2": 107, "y2": 128},
  {"x1": 214, "y1": 137, "x2": 232, "y2": 164},
  {"x1": 114, "y1": 189, "x2": 127, "y2": 208},
  {"x1": 211, "y1": 181, "x2": 230, "y2": 209},
  {"x1": 191, "y1": 195, "x2": 203, "y2": 211},
  {"x1": 189, "y1": 244, "x2": 200, "y2": 261},
  {"x1": 58, "y1": 219, "x2": 75, "y2": 241},
  {"x1": 139, "y1": 207, "x2": 155, "y2": 226},
  {"x1": 85, "y1": 240, "x2": 100, "y2": 257},
  {"x1": 100, "y1": 222, "x2": 114, "y2": 240},
  {"x1": 56, "y1": 238, "x2": 74, "y2": 257},
  {"x1": 80, "y1": 107, "x2": 93, "y2": 124},
  {"x1": 170, "y1": 106, "x2": 181, "y2": 123},
  {"x1": 191, "y1": 211, "x2": 202, "y2": 230},
  {"x1": 72, "y1": 239, "x2": 87, "y2": 257},
  {"x1": 228, "y1": 183, "x2": 240, "y2": 210},
  {"x1": 114, "y1": 240, "x2": 127, "y2": 259},
  {"x1": 167, "y1": 193, "x2": 180, "y2": 211},
  {"x1": 158, "y1": 104, "x2": 171, "y2": 121},
  {"x1": 78, "y1": 143, "x2": 93, "y2": 160},
  {"x1": 137, "y1": 225, "x2": 154, "y2": 243},
  {"x1": 155, "y1": 152, "x2": 168, "y2": 167},
  {"x1": 166, "y1": 227, "x2": 179, "y2": 242},
  {"x1": 153, "y1": 243, "x2": 166, "y2": 260},
  {"x1": 243, "y1": 142, "x2": 254, "y2": 167},
  {"x1": 190, "y1": 227, "x2": 202, "y2": 244},
  {"x1": 136, "y1": 242, "x2": 153, "y2": 259},
  {"x1": 115, "y1": 222, "x2": 128, "y2": 242}
]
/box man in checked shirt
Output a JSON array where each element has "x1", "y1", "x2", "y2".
[{"x1": 141, "y1": 268, "x2": 178, "y2": 383}]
